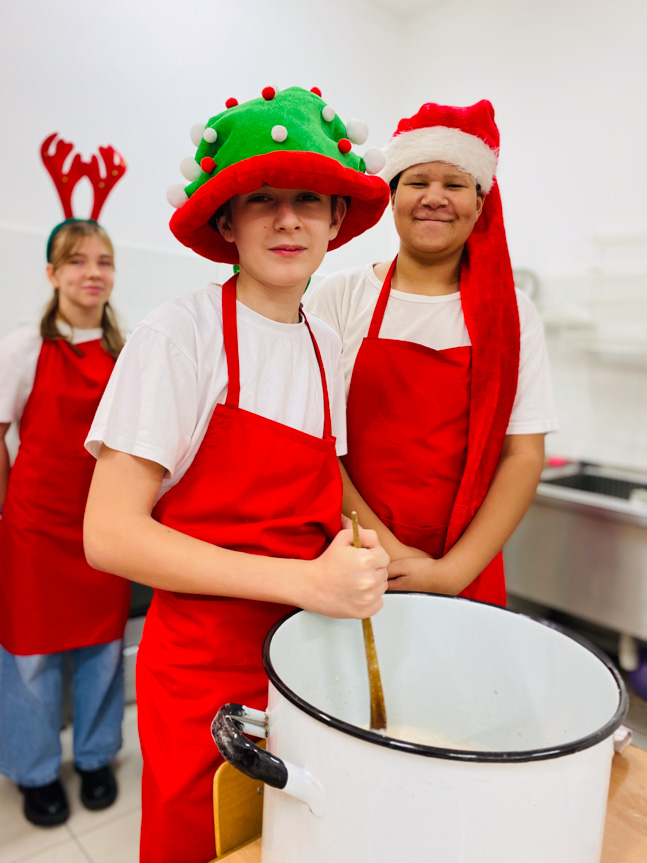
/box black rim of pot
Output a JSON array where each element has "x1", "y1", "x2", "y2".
[{"x1": 262, "y1": 592, "x2": 628, "y2": 764}]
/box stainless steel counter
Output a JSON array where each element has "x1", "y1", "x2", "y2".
[{"x1": 504, "y1": 463, "x2": 647, "y2": 641}]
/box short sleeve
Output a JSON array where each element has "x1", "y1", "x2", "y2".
[
  {"x1": 0, "y1": 327, "x2": 42, "y2": 424},
  {"x1": 86, "y1": 322, "x2": 201, "y2": 475},
  {"x1": 506, "y1": 291, "x2": 559, "y2": 435},
  {"x1": 303, "y1": 274, "x2": 347, "y2": 338}
]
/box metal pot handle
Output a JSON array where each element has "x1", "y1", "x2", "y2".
[
  {"x1": 211, "y1": 703, "x2": 323, "y2": 816},
  {"x1": 211, "y1": 703, "x2": 287, "y2": 788}
]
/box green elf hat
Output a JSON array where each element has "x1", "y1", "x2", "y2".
[{"x1": 167, "y1": 86, "x2": 390, "y2": 263}]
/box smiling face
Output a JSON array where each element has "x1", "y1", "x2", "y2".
[
  {"x1": 47, "y1": 234, "x2": 115, "y2": 325},
  {"x1": 216, "y1": 186, "x2": 346, "y2": 293},
  {"x1": 392, "y1": 162, "x2": 484, "y2": 260}
]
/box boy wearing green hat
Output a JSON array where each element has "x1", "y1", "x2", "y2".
[{"x1": 83, "y1": 87, "x2": 390, "y2": 863}]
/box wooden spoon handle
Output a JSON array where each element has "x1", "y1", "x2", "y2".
[
  {"x1": 362, "y1": 617, "x2": 387, "y2": 731},
  {"x1": 351, "y1": 512, "x2": 387, "y2": 732}
]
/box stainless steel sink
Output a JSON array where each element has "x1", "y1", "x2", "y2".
[
  {"x1": 504, "y1": 463, "x2": 647, "y2": 641},
  {"x1": 542, "y1": 466, "x2": 647, "y2": 503}
]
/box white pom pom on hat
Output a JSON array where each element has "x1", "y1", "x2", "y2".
[
  {"x1": 271, "y1": 125, "x2": 288, "y2": 143},
  {"x1": 190, "y1": 123, "x2": 205, "y2": 147},
  {"x1": 346, "y1": 119, "x2": 368, "y2": 145},
  {"x1": 203, "y1": 127, "x2": 217, "y2": 144},
  {"x1": 180, "y1": 157, "x2": 202, "y2": 182},
  {"x1": 322, "y1": 106, "x2": 335, "y2": 122},
  {"x1": 167, "y1": 184, "x2": 189, "y2": 209},
  {"x1": 363, "y1": 149, "x2": 386, "y2": 175}
]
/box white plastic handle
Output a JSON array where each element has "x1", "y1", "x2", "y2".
[
  {"x1": 613, "y1": 725, "x2": 633, "y2": 753},
  {"x1": 282, "y1": 763, "x2": 324, "y2": 817},
  {"x1": 236, "y1": 705, "x2": 269, "y2": 738}
]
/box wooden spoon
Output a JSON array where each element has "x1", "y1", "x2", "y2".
[{"x1": 351, "y1": 511, "x2": 387, "y2": 732}]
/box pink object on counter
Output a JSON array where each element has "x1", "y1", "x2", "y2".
[{"x1": 546, "y1": 456, "x2": 572, "y2": 467}]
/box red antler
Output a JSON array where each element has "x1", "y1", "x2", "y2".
[
  {"x1": 85, "y1": 145, "x2": 127, "y2": 221},
  {"x1": 40, "y1": 133, "x2": 87, "y2": 219},
  {"x1": 40, "y1": 134, "x2": 127, "y2": 221}
]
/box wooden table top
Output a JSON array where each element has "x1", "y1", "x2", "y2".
[
  {"x1": 223, "y1": 745, "x2": 647, "y2": 862},
  {"x1": 603, "y1": 745, "x2": 647, "y2": 863}
]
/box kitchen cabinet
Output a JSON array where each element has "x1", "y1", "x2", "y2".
[{"x1": 504, "y1": 463, "x2": 647, "y2": 642}]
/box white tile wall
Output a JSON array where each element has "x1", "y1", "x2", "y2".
[
  {"x1": 537, "y1": 237, "x2": 647, "y2": 472},
  {"x1": 545, "y1": 343, "x2": 647, "y2": 471}
]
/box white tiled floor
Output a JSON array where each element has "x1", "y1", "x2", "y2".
[
  {"x1": 2, "y1": 666, "x2": 647, "y2": 863},
  {"x1": 0, "y1": 704, "x2": 142, "y2": 863}
]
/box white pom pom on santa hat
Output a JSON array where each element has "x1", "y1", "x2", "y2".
[
  {"x1": 190, "y1": 123, "x2": 205, "y2": 147},
  {"x1": 321, "y1": 106, "x2": 335, "y2": 122},
  {"x1": 363, "y1": 148, "x2": 386, "y2": 175},
  {"x1": 346, "y1": 119, "x2": 368, "y2": 145},
  {"x1": 203, "y1": 127, "x2": 218, "y2": 144},
  {"x1": 180, "y1": 157, "x2": 202, "y2": 182},
  {"x1": 167, "y1": 184, "x2": 189, "y2": 209}
]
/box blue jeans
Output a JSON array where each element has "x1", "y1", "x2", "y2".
[{"x1": 0, "y1": 640, "x2": 124, "y2": 787}]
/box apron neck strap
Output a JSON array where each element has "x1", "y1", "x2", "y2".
[
  {"x1": 301, "y1": 306, "x2": 333, "y2": 439},
  {"x1": 222, "y1": 276, "x2": 241, "y2": 408},
  {"x1": 221, "y1": 276, "x2": 333, "y2": 439},
  {"x1": 368, "y1": 255, "x2": 398, "y2": 339}
]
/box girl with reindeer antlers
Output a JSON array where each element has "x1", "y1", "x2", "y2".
[{"x1": 0, "y1": 134, "x2": 129, "y2": 827}]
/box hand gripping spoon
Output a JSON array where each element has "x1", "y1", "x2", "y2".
[{"x1": 351, "y1": 511, "x2": 387, "y2": 732}]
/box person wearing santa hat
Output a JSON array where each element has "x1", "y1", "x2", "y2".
[
  {"x1": 304, "y1": 100, "x2": 558, "y2": 606},
  {"x1": 83, "y1": 86, "x2": 391, "y2": 863}
]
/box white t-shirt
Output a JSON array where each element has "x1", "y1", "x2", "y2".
[
  {"x1": 303, "y1": 264, "x2": 558, "y2": 435},
  {"x1": 0, "y1": 324, "x2": 105, "y2": 425},
  {"x1": 86, "y1": 284, "x2": 347, "y2": 502}
]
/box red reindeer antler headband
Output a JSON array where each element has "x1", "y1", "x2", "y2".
[{"x1": 41, "y1": 133, "x2": 127, "y2": 221}]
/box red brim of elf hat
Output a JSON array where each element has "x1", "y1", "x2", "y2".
[{"x1": 170, "y1": 150, "x2": 389, "y2": 264}]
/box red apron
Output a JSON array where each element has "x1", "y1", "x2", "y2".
[
  {"x1": 342, "y1": 260, "x2": 505, "y2": 605},
  {"x1": 137, "y1": 277, "x2": 342, "y2": 863},
  {"x1": 0, "y1": 338, "x2": 130, "y2": 655}
]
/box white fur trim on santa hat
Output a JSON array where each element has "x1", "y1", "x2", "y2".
[{"x1": 381, "y1": 126, "x2": 498, "y2": 193}]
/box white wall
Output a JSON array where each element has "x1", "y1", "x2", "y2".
[
  {"x1": 3, "y1": 0, "x2": 646, "y2": 470},
  {"x1": 399, "y1": 0, "x2": 647, "y2": 470},
  {"x1": 400, "y1": 0, "x2": 647, "y2": 279},
  {"x1": 0, "y1": 0, "x2": 402, "y2": 335}
]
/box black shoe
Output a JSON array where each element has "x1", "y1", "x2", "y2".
[
  {"x1": 19, "y1": 779, "x2": 69, "y2": 827},
  {"x1": 75, "y1": 764, "x2": 118, "y2": 811}
]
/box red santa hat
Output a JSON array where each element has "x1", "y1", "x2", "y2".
[
  {"x1": 382, "y1": 100, "x2": 520, "y2": 605},
  {"x1": 380, "y1": 99, "x2": 499, "y2": 193},
  {"x1": 379, "y1": 102, "x2": 510, "y2": 304}
]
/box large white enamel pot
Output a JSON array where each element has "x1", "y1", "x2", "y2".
[{"x1": 212, "y1": 593, "x2": 627, "y2": 863}]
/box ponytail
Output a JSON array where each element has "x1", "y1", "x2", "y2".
[{"x1": 99, "y1": 302, "x2": 125, "y2": 360}]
